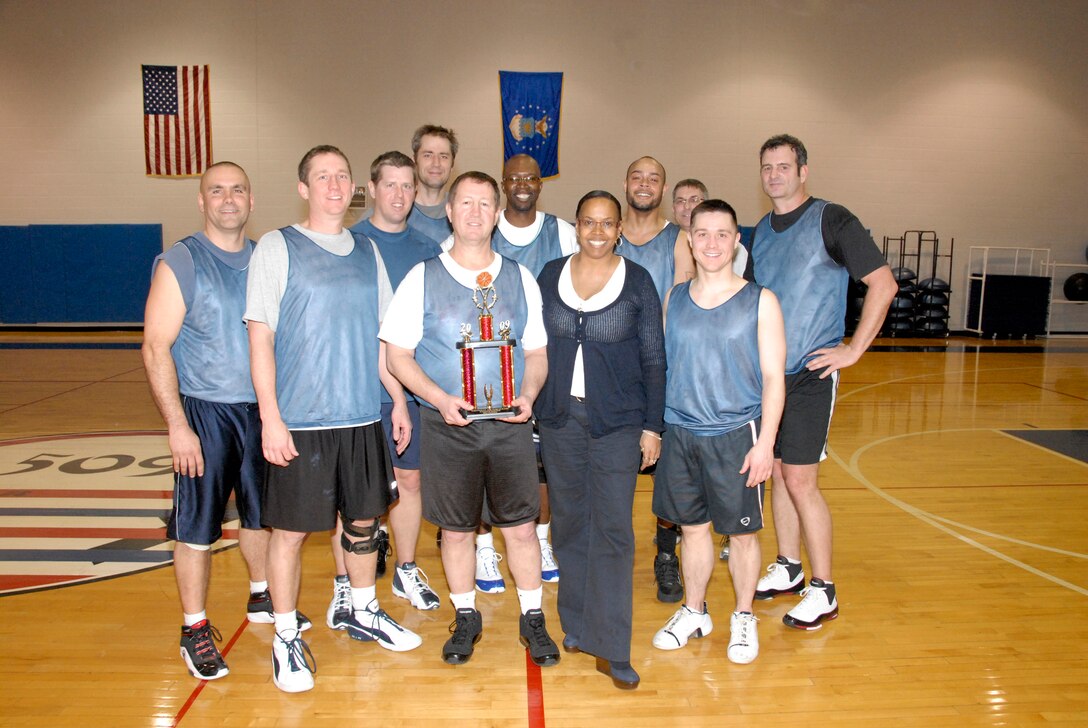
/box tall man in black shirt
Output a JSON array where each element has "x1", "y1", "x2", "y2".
[{"x1": 748, "y1": 134, "x2": 895, "y2": 630}]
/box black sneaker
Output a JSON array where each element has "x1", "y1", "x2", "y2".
[
  {"x1": 375, "y1": 529, "x2": 391, "y2": 579},
  {"x1": 442, "y1": 608, "x2": 483, "y2": 665},
  {"x1": 180, "y1": 620, "x2": 229, "y2": 680},
  {"x1": 518, "y1": 608, "x2": 560, "y2": 667},
  {"x1": 654, "y1": 552, "x2": 684, "y2": 603},
  {"x1": 246, "y1": 589, "x2": 312, "y2": 631}
]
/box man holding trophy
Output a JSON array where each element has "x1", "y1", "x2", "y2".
[{"x1": 381, "y1": 171, "x2": 560, "y2": 668}]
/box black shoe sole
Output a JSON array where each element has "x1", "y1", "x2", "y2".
[
  {"x1": 519, "y1": 636, "x2": 560, "y2": 667},
  {"x1": 442, "y1": 633, "x2": 482, "y2": 665},
  {"x1": 595, "y1": 657, "x2": 638, "y2": 690},
  {"x1": 562, "y1": 642, "x2": 581, "y2": 654}
]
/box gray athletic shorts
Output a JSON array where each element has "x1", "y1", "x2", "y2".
[
  {"x1": 419, "y1": 406, "x2": 539, "y2": 531},
  {"x1": 653, "y1": 420, "x2": 765, "y2": 536}
]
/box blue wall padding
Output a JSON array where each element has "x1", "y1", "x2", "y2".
[{"x1": 0, "y1": 224, "x2": 162, "y2": 324}]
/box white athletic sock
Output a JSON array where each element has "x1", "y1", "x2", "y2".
[
  {"x1": 352, "y1": 585, "x2": 377, "y2": 612},
  {"x1": 476, "y1": 531, "x2": 494, "y2": 550},
  {"x1": 450, "y1": 591, "x2": 476, "y2": 611},
  {"x1": 784, "y1": 556, "x2": 802, "y2": 565},
  {"x1": 535, "y1": 522, "x2": 550, "y2": 541},
  {"x1": 183, "y1": 610, "x2": 206, "y2": 627},
  {"x1": 516, "y1": 586, "x2": 543, "y2": 613},
  {"x1": 274, "y1": 611, "x2": 297, "y2": 634},
  {"x1": 250, "y1": 580, "x2": 268, "y2": 594}
]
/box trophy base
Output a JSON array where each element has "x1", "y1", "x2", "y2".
[{"x1": 461, "y1": 405, "x2": 521, "y2": 421}]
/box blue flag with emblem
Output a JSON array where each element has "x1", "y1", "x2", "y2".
[{"x1": 499, "y1": 71, "x2": 562, "y2": 178}]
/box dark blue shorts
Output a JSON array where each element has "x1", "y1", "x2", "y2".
[
  {"x1": 167, "y1": 397, "x2": 265, "y2": 545},
  {"x1": 381, "y1": 400, "x2": 421, "y2": 470}
]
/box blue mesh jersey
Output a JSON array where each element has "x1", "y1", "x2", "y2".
[
  {"x1": 665, "y1": 281, "x2": 764, "y2": 435},
  {"x1": 274, "y1": 227, "x2": 382, "y2": 428},
  {"x1": 751, "y1": 200, "x2": 847, "y2": 374},
  {"x1": 157, "y1": 234, "x2": 255, "y2": 403},
  {"x1": 618, "y1": 222, "x2": 681, "y2": 304}
]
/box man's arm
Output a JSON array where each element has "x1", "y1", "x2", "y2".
[
  {"x1": 742, "y1": 288, "x2": 786, "y2": 486},
  {"x1": 500, "y1": 346, "x2": 547, "y2": 424},
  {"x1": 379, "y1": 341, "x2": 411, "y2": 454},
  {"x1": 385, "y1": 343, "x2": 473, "y2": 426},
  {"x1": 141, "y1": 262, "x2": 203, "y2": 477},
  {"x1": 672, "y1": 229, "x2": 696, "y2": 286},
  {"x1": 806, "y1": 264, "x2": 896, "y2": 378},
  {"x1": 247, "y1": 321, "x2": 298, "y2": 466}
]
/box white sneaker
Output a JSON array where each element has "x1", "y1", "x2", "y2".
[
  {"x1": 271, "y1": 629, "x2": 315, "y2": 693},
  {"x1": 326, "y1": 576, "x2": 352, "y2": 629},
  {"x1": 783, "y1": 580, "x2": 839, "y2": 630},
  {"x1": 652, "y1": 603, "x2": 713, "y2": 650},
  {"x1": 755, "y1": 556, "x2": 805, "y2": 600},
  {"x1": 352, "y1": 599, "x2": 423, "y2": 652},
  {"x1": 727, "y1": 612, "x2": 759, "y2": 664},
  {"x1": 540, "y1": 540, "x2": 559, "y2": 583},
  {"x1": 475, "y1": 546, "x2": 506, "y2": 593},
  {"x1": 392, "y1": 561, "x2": 441, "y2": 611}
]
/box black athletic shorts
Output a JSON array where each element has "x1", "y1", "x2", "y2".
[
  {"x1": 653, "y1": 420, "x2": 765, "y2": 536},
  {"x1": 419, "y1": 406, "x2": 539, "y2": 531},
  {"x1": 775, "y1": 368, "x2": 838, "y2": 465},
  {"x1": 261, "y1": 422, "x2": 395, "y2": 532}
]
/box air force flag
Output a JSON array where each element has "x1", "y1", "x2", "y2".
[{"x1": 499, "y1": 71, "x2": 563, "y2": 178}]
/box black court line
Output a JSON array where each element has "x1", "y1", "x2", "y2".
[{"x1": 1003, "y1": 430, "x2": 1088, "y2": 464}]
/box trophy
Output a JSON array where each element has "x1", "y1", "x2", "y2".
[{"x1": 457, "y1": 272, "x2": 519, "y2": 420}]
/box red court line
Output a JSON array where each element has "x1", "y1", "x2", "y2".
[
  {"x1": 173, "y1": 618, "x2": 250, "y2": 727},
  {"x1": 525, "y1": 649, "x2": 545, "y2": 728}
]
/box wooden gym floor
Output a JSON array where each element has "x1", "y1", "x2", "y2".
[{"x1": 0, "y1": 333, "x2": 1085, "y2": 727}]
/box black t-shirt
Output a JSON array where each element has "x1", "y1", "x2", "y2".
[{"x1": 748, "y1": 197, "x2": 887, "y2": 282}]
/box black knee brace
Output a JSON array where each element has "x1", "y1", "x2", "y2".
[{"x1": 341, "y1": 517, "x2": 381, "y2": 555}]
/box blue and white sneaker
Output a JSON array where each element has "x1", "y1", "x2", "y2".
[
  {"x1": 540, "y1": 540, "x2": 559, "y2": 583},
  {"x1": 475, "y1": 546, "x2": 506, "y2": 593}
]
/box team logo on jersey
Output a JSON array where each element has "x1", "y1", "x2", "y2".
[{"x1": 0, "y1": 432, "x2": 238, "y2": 596}]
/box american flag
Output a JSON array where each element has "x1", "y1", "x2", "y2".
[{"x1": 142, "y1": 65, "x2": 212, "y2": 177}]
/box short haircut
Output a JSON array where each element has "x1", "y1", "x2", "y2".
[
  {"x1": 759, "y1": 134, "x2": 808, "y2": 168},
  {"x1": 411, "y1": 124, "x2": 459, "y2": 158},
  {"x1": 673, "y1": 178, "x2": 708, "y2": 198},
  {"x1": 689, "y1": 198, "x2": 739, "y2": 229},
  {"x1": 448, "y1": 171, "x2": 499, "y2": 205},
  {"x1": 201, "y1": 161, "x2": 248, "y2": 186},
  {"x1": 298, "y1": 144, "x2": 351, "y2": 183},
  {"x1": 369, "y1": 150, "x2": 415, "y2": 183},
  {"x1": 626, "y1": 156, "x2": 666, "y2": 185},
  {"x1": 575, "y1": 190, "x2": 622, "y2": 220}
]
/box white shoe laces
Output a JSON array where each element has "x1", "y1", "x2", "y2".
[
  {"x1": 478, "y1": 548, "x2": 503, "y2": 578},
  {"x1": 400, "y1": 564, "x2": 433, "y2": 594},
  {"x1": 331, "y1": 581, "x2": 352, "y2": 612},
  {"x1": 540, "y1": 542, "x2": 557, "y2": 568}
]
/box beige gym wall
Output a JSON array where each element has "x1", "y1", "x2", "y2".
[{"x1": 1, "y1": 0, "x2": 1085, "y2": 326}]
